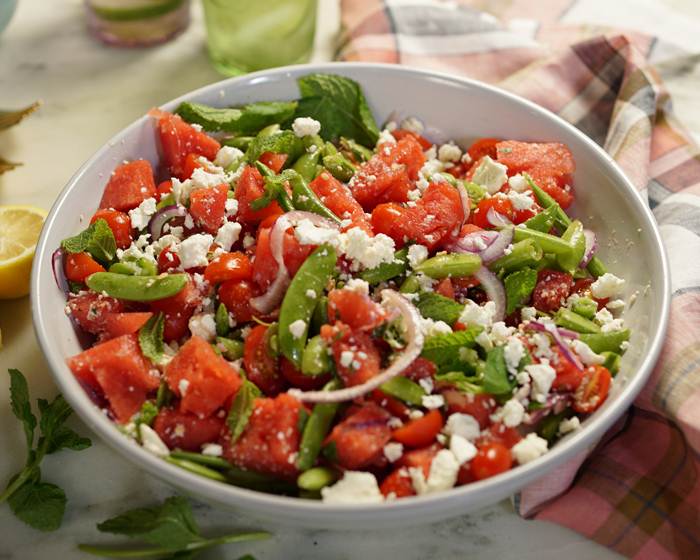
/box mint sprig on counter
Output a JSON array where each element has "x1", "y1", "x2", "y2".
[{"x1": 1, "y1": 369, "x2": 91, "y2": 531}]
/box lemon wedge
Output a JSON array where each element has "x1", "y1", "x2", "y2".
[{"x1": 0, "y1": 205, "x2": 47, "y2": 299}]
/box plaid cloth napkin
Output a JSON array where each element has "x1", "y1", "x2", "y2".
[{"x1": 337, "y1": 1, "x2": 700, "y2": 558}]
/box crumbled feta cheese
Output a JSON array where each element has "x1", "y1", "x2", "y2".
[
  {"x1": 184, "y1": 213, "x2": 195, "y2": 230},
  {"x1": 188, "y1": 313, "x2": 217, "y2": 342},
  {"x1": 521, "y1": 306, "x2": 537, "y2": 321},
  {"x1": 438, "y1": 143, "x2": 462, "y2": 163},
  {"x1": 571, "y1": 339, "x2": 605, "y2": 365},
  {"x1": 305, "y1": 289, "x2": 317, "y2": 299},
  {"x1": 139, "y1": 424, "x2": 169, "y2": 458},
  {"x1": 496, "y1": 399, "x2": 525, "y2": 428},
  {"x1": 490, "y1": 322, "x2": 515, "y2": 345},
  {"x1": 416, "y1": 158, "x2": 445, "y2": 191},
  {"x1": 508, "y1": 174, "x2": 528, "y2": 192},
  {"x1": 531, "y1": 332, "x2": 552, "y2": 360},
  {"x1": 504, "y1": 336, "x2": 525, "y2": 374},
  {"x1": 444, "y1": 413, "x2": 481, "y2": 442},
  {"x1": 191, "y1": 167, "x2": 230, "y2": 190},
  {"x1": 507, "y1": 190, "x2": 534, "y2": 211},
  {"x1": 288, "y1": 319, "x2": 307, "y2": 340},
  {"x1": 415, "y1": 272, "x2": 434, "y2": 292},
  {"x1": 214, "y1": 221, "x2": 242, "y2": 252},
  {"x1": 476, "y1": 330, "x2": 493, "y2": 351},
  {"x1": 400, "y1": 116, "x2": 424, "y2": 135},
  {"x1": 511, "y1": 433, "x2": 548, "y2": 465},
  {"x1": 595, "y1": 308, "x2": 625, "y2": 333},
  {"x1": 321, "y1": 471, "x2": 384, "y2": 504},
  {"x1": 418, "y1": 377, "x2": 434, "y2": 394},
  {"x1": 408, "y1": 409, "x2": 424, "y2": 420},
  {"x1": 152, "y1": 234, "x2": 181, "y2": 256},
  {"x1": 376, "y1": 128, "x2": 397, "y2": 146},
  {"x1": 344, "y1": 278, "x2": 370, "y2": 295},
  {"x1": 178, "y1": 378, "x2": 190, "y2": 396},
  {"x1": 201, "y1": 443, "x2": 223, "y2": 457},
  {"x1": 214, "y1": 146, "x2": 243, "y2": 168},
  {"x1": 525, "y1": 361, "x2": 556, "y2": 403},
  {"x1": 388, "y1": 416, "x2": 403, "y2": 429},
  {"x1": 383, "y1": 442, "x2": 404, "y2": 463},
  {"x1": 558, "y1": 416, "x2": 581, "y2": 436},
  {"x1": 178, "y1": 233, "x2": 213, "y2": 269},
  {"x1": 471, "y1": 156, "x2": 508, "y2": 194},
  {"x1": 292, "y1": 117, "x2": 321, "y2": 138},
  {"x1": 407, "y1": 244, "x2": 429, "y2": 268},
  {"x1": 590, "y1": 273, "x2": 625, "y2": 299},
  {"x1": 407, "y1": 189, "x2": 421, "y2": 202},
  {"x1": 128, "y1": 197, "x2": 157, "y2": 230},
  {"x1": 606, "y1": 299, "x2": 625, "y2": 312},
  {"x1": 422, "y1": 394, "x2": 445, "y2": 409},
  {"x1": 225, "y1": 198, "x2": 238, "y2": 217},
  {"x1": 242, "y1": 233, "x2": 255, "y2": 249},
  {"x1": 340, "y1": 351, "x2": 354, "y2": 368},
  {"x1": 449, "y1": 434, "x2": 477, "y2": 465},
  {"x1": 419, "y1": 317, "x2": 453, "y2": 337},
  {"x1": 341, "y1": 228, "x2": 395, "y2": 270},
  {"x1": 294, "y1": 219, "x2": 342, "y2": 246},
  {"x1": 458, "y1": 300, "x2": 496, "y2": 328},
  {"x1": 410, "y1": 449, "x2": 460, "y2": 494}
]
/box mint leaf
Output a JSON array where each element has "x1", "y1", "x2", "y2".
[
  {"x1": 37, "y1": 395, "x2": 73, "y2": 444},
  {"x1": 8, "y1": 480, "x2": 66, "y2": 532},
  {"x1": 60, "y1": 218, "x2": 116, "y2": 264},
  {"x1": 294, "y1": 74, "x2": 379, "y2": 146},
  {"x1": 134, "y1": 401, "x2": 159, "y2": 428},
  {"x1": 504, "y1": 267, "x2": 538, "y2": 315},
  {"x1": 46, "y1": 426, "x2": 91, "y2": 454},
  {"x1": 176, "y1": 101, "x2": 297, "y2": 134},
  {"x1": 227, "y1": 381, "x2": 260, "y2": 443},
  {"x1": 360, "y1": 248, "x2": 408, "y2": 285},
  {"x1": 139, "y1": 313, "x2": 165, "y2": 365},
  {"x1": 434, "y1": 371, "x2": 483, "y2": 394},
  {"x1": 8, "y1": 369, "x2": 36, "y2": 450},
  {"x1": 245, "y1": 130, "x2": 304, "y2": 165},
  {"x1": 482, "y1": 346, "x2": 514, "y2": 395},
  {"x1": 416, "y1": 293, "x2": 464, "y2": 325},
  {"x1": 421, "y1": 327, "x2": 482, "y2": 370}
]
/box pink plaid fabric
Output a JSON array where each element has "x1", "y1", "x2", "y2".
[{"x1": 338, "y1": 1, "x2": 700, "y2": 558}]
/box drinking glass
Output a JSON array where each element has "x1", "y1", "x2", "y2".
[{"x1": 202, "y1": 0, "x2": 317, "y2": 76}]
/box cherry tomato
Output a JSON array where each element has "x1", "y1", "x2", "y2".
[
  {"x1": 90, "y1": 209, "x2": 133, "y2": 249},
  {"x1": 370, "y1": 390, "x2": 410, "y2": 420},
  {"x1": 156, "y1": 180, "x2": 173, "y2": 201},
  {"x1": 157, "y1": 245, "x2": 181, "y2": 273},
  {"x1": 442, "y1": 390, "x2": 496, "y2": 429},
  {"x1": 531, "y1": 269, "x2": 574, "y2": 313},
  {"x1": 65, "y1": 252, "x2": 105, "y2": 283},
  {"x1": 392, "y1": 409, "x2": 444, "y2": 448},
  {"x1": 470, "y1": 441, "x2": 512, "y2": 480},
  {"x1": 218, "y1": 280, "x2": 255, "y2": 324},
  {"x1": 243, "y1": 325, "x2": 286, "y2": 395},
  {"x1": 471, "y1": 196, "x2": 514, "y2": 229},
  {"x1": 573, "y1": 365, "x2": 612, "y2": 414},
  {"x1": 550, "y1": 346, "x2": 585, "y2": 391},
  {"x1": 204, "y1": 252, "x2": 252, "y2": 285}
]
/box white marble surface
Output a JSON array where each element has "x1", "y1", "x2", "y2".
[{"x1": 4, "y1": 0, "x2": 697, "y2": 558}]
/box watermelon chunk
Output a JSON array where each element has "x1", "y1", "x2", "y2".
[
  {"x1": 189, "y1": 184, "x2": 228, "y2": 235},
  {"x1": 66, "y1": 291, "x2": 124, "y2": 334},
  {"x1": 325, "y1": 402, "x2": 391, "y2": 470},
  {"x1": 98, "y1": 312, "x2": 153, "y2": 341},
  {"x1": 153, "y1": 407, "x2": 225, "y2": 451},
  {"x1": 99, "y1": 160, "x2": 157, "y2": 212}
]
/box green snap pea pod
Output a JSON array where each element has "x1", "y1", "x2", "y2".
[
  {"x1": 250, "y1": 173, "x2": 294, "y2": 212},
  {"x1": 86, "y1": 272, "x2": 187, "y2": 302},
  {"x1": 557, "y1": 219, "x2": 586, "y2": 272},
  {"x1": 278, "y1": 244, "x2": 337, "y2": 367},
  {"x1": 310, "y1": 295, "x2": 329, "y2": 335},
  {"x1": 297, "y1": 380, "x2": 342, "y2": 472},
  {"x1": 227, "y1": 467, "x2": 297, "y2": 494},
  {"x1": 215, "y1": 302, "x2": 230, "y2": 336},
  {"x1": 379, "y1": 376, "x2": 425, "y2": 406},
  {"x1": 601, "y1": 351, "x2": 621, "y2": 375},
  {"x1": 339, "y1": 136, "x2": 373, "y2": 162},
  {"x1": 537, "y1": 411, "x2": 567, "y2": 442},
  {"x1": 223, "y1": 135, "x2": 255, "y2": 150},
  {"x1": 524, "y1": 205, "x2": 557, "y2": 233},
  {"x1": 293, "y1": 149, "x2": 322, "y2": 182},
  {"x1": 301, "y1": 335, "x2": 332, "y2": 376},
  {"x1": 399, "y1": 274, "x2": 422, "y2": 294},
  {"x1": 579, "y1": 329, "x2": 630, "y2": 354},
  {"x1": 587, "y1": 256, "x2": 607, "y2": 278},
  {"x1": 165, "y1": 456, "x2": 227, "y2": 482},
  {"x1": 297, "y1": 467, "x2": 338, "y2": 491},
  {"x1": 254, "y1": 160, "x2": 275, "y2": 177},
  {"x1": 513, "y1": 227, "x2": 576, "y2": 260},
  {"x1": 108, "y1": 257, "x2": 157, "y2": 277},
  {"x1": 463, "y1": 181, "x2": 487, "y2": 204},
  {"x1": 321, "y1": 141, "x2": 338, "y2": 157},
  {"x1": 322, "y1": 153, "x2": 356, "y2": 182},
  {"x1": 488, "y1": 239, "x2": 543, "y2": 275},
  {"x1": 572, "y1": 297, "x2": 597, "y2": 320},
  {"x1": 287, "y1": 170, "x2": 341, "y2": 223},
  {"x1": 554, "y1": 308, "x2": 601, "y2": 334},
  {"x1": 360, "y1": 247, "x2": 408, "y2": 285},
  {"x1": 258, "y1": 123, "x2": 281, "y2": 137},
  {"x1": 169, "y1": 451, "x2": 231, "y2": 470},
  {"x1": 214, "y1": 337, "x2": 244, "y2": 361},
  {"x1": 156, "y1": 193, "x2": 175, "y2": 210},
  {"x1": 414, "y1": 253, "x2": 482, "y2": 279}
]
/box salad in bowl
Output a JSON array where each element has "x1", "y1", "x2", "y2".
[{"x1": 55, "y1": 73, "x2": 631, "y2": 505}]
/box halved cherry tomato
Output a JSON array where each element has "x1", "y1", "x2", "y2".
[
  {"x1": 279, "y1": 357, "x2": 329, "y2": 391},
  {"x1": 550, "y1": 346, "x2": 585, "y2": 391},
  {"x1": 392, "y1": 409, "x2": 444, "y2": 448},
  {"x1": 471, "y1": 196, "x2": 514, "y2": 229},
  {"x1": 573, "y1": 365, "x2": 612, "y2": 414},
  {"x1": 243, "y1": 324, "x2": 286, "y2": 395},
  {"x1": 204, "y1": 252, "x2": 252, "y2": 285},
  {"x1": 218, "y1": 280, "x2": 255, "y2": 324},
  {"x1": 442, "y1": 390, "x2": 495, "y2": 429},
  {"x1": 259, "y1": 152, "x2": 287, "y2": 174},
  {"x1": 90, "y1": 209, "x2": 132, "y2": 250},
  {"x1": 370, "y1": 390, "x2": 410, "y2": 420},
  {"x1": 156, "y1": 180, "x2": 173, "y2": 201},
  {"x1": 531, "y1": 269, "x2": 573, "y2": 313},
  {"x1": 157, "y1": 245, "x2": 181, "y2": 273},
  {"x1": 65, "y1": 252, "x2": 105, "y2": 283},
  {"x1": 470, "y1": 441, "x2": 512, "y2": 480}
]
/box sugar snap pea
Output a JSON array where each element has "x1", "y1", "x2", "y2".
[
  {"x1": 86, "y1": 272, "x2": 187, "y2": 301},
  {"x1": 215, "y1": 302, "x2": 230, "y2": 336},
  {"x1": 557, "y1": 219, "x2": 586, "y2": 272},
  {"x1": 165, "y1": 456, "x2": 227, "y2": 482},
  {"x1": 360, "y1": 247, "x2": 408, "y2": 285},
  {"x1": 379, "y1": 376, "x2": 425, "y2": 406},
  {"x1": 580, "y1": 329, "x2": 630, "y2": 354},
  {"x1": 214, "y1": 337, "x2": 244, "y2": 361},
  {"x1": 278, "y1": 244, "x2": 337, "y2": 367},
  {"x1": 293, "y1": 150, "x2": 322, "y2": 182},
  {"x1": 489, "y1": 239, "x2": 543, "y2": 275},
  {"x1": 297, "y1": 380, "x2": 341, "y2": 471},
  {"x1": 512, "y1": 227, "x2": 576, "y2": 260},
  {"x1": 601, "y1": 351, "x2": 621, "y2": 375},
  {"x1": 414, "y1": 253, "x2": 481, "y2": 279},
  {"x1": 554, "y1": 308, "x2": 600, "y2": 334},
  {"x1": 339, "y1": 136, "x2": 373, "y2": 162},
  {"x1": 301, "y1": 335, "x2": 332, "y2": 376},
  {"x1": 287, "y1": 170, "x2": 340, "y2": 223},
  {"x1": 297, "y1": 467, "x2": 337, "y2": 491},
  {"x1": 571, "y1": 297, "x2": 597, "y2": 320},
  {"x1": 109, "y1": 257, "x2": 157, "y2": 277},
  {"x1": 223, "y1": 135, "x2": 254, "y2": 150},
  {"x1": 169, "y1": 451, "x2": 231, "y2": 470},
  {"x1": 322, "y1": 153, "x2": 356, "y2": 182}
]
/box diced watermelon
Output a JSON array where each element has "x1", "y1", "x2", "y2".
[
  {"x1": 325, "y1": 403, "x2": 391, "y2": 470},
  {"x1": 98, "y1": 312, "x2": 153, "y2": 341},
  {"x1": 377, "y1": 135, "x2": 425, "y2": 180},
  {"x1": 165, "y1": 335, "x2": 242, "y2": 417},
  {"x1": 66, "y1": 334, "x2": 160, "y2": 423},
  {"x1": 99, "y1": 160, "x2": 157, "y2": 212},
  {"x1": 189, "y1": 184, "x2": 228, "y2": 235},
  {"x1": 350, "y1": 158, "x2": 412, "y2": 211},
  {"x1": 308, "y1": 172, "x2": 372, "y2": 233},
  {"x1": 321, "y1": 323, "x2": 381, "y2": 387},
  {"x1": 235, "y1": 165, "x2": 283, "y2": 225},
  {"x1": 327, "y1": 289, "x2": 386, "y2": 331},
  {"x1": 380, "y1": 444, "x2": 441, "y2": 498},
  {"x1": 153, "y1": 407, "x2": 225, "y2": 451},
  {"x1": 66, "y1": 291, "x2": 124, "y2": 334}
]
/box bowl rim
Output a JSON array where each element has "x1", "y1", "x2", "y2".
[{"x1": 31, "y1": 61, "x2": 670, "y2": 516}]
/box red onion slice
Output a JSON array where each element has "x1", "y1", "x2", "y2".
[
  {"x1": 455, "y1": 184, "x2": 471, "y2": 234},
  {"x1": 250, "y1": 211, "x2": 340, "y2": 315},
  {"x1": 523, "y1": 394, "x2": 572, "y2": 425},
  {"x1": 52, "y1": 248, "x2": 70, "y2": 296},
  {"x1": 474, "y1": 267, "x2": 506, "y2": 322},
  {"x1": 526, "y1": 320, "x2": 579, "y2": 340},
  {"x1": 486, "y1": 207, "x2": 513, "y2": 229},
  {"x1": 580, "y1": 229, "x2": 597, "y2": 267},
  {"x1": 528, "y1": 321, "x2": 583, "y2": 371},
  {"x1": 289, "y1": 290, "x2": 424, "y2": 403},
  {"x1": 449, "y1": 227, "x2": 513, "y2": 265},
  {"x1": 148, "y1": 205, "x2": 187, "y2": 241}
]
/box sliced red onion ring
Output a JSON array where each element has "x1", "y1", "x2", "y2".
[
  {"x1": 289, "y1": 290, "x2": 424, "y2": 403},
  {"x1": 526, "y1": 320, "x2": 579, "y2": 340},
  {"x1": 148, "y1": 205, "x2": 187, "y2": 241},
  {"x1": 580, "y1": 229, "x2": 597, "y2": 267},
  {"x1": 449, "y1": 227, "x2": 513, "y2": 264},
  {"x1": 486, "y1": 207, "x2": 513, "y2": 229},
  {"x1": 523, "y1": 394, "x2": 573, "y2": 425},
  {"x1": 52, "y1": 248, "x2": 70, "y2": 296},
  {"x1": 250, "y1": 211, "x2": 340, "y2": 315},
  {"x1": 528, "y1": 321, "x2": 584, "y2": 371},
  {"x1": 456, "y1": 184, "x2": 471, "y2": 233},
  {"x1": 474, "y1": 267, "x2": 505, "y2": 322}
]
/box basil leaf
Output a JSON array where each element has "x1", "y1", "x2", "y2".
[
  {"x1": 245, "y1": 130, "x2": 304, "y2": 165},
  {"x1": 294, "y1": 74, "x2": 379, "y2": 147},
  {"x1": 482, "y1": 346, "x2": 514, "y2": 395},
  {"x1": 227, "y1": 381, "x2": 261, "y2": 444},
  {"x1": 420, "y1": 327, "x2": 482, "y2": 369},
  {"x1": 415, "y1": 292, "x2": 464, "y2": 325},
  {"x1": 7, "y1": 480, "x2": 66, "y2": 532},
  {"x1": 60, "y1": 218, "x2": 116, "y2": 264},
  {"x1": 176, "y1": 101, "x2": 297, "y2": 134},
  {"x1": 8, "y1": 368, "x2": 36, "y2": 450},
  {"x1": 139, "y1": 313, "x2": 165, "y2": 365},
  {"x1": 504, "y1": 267, "x2": 538, "y2": 315}
]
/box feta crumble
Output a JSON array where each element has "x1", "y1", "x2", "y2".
[
  {"x1": 444, "y1": 412, "x2": 481, "y2": 442},
  {"x1": 288, "y1": 319, "x2": 307, "y2": 340},
  {"x1": 139, "y1": 424, "x2": 169, "y2": 458},
  {"x1": 504, "y1": 337, "x2": 525, "y2": 374},
  {"x1": 470, "y1": 156, "x2": 508, "y2": 194},
  {"x1": 344, "y1": 278, "x2": 370, "y2": 295},
  {"x1": 294, "y1": 219, "x2": 341, "y2": 246},
  {"x1": 321, "y1": 471, "x2": 384, "y2": 504},
  {"x1": 558, "y1": 416, "x2": 581, "y2": 435},
  {"x1": 590, "y1": 273, "x2": 625, "y2": 299},
  {"x1": 407, "y1": 244, "x2": 429, "y2": 268},
  {"x1": 511, "y1": 433, "x2": 548, "y2": 465},
  {"x1": 341, "y1": 228, "x2": 396, "y2": 270},
  {"x1": 128, "y1": 197, "x2": 157, "y2": 230},
  {"x1": 178, "y1": 233, "x2": 214, "y2": 269},
  {"x1": 438, "y1": 143, "x2": 462, "y2": 163},
  {"x1": 214, "y1": 146, "x2": 243, "y2": 168},
  {"x1": 340, "y1": 351, "x2": 354, "y2": 368},
  {"x1": 495, "y1": 399, "x2": 525, "y2": 428},
  {"x1": 214, "y1": 221, "x2": 242, "y2": 252},
  {"x1": 188, "y1": 313, "x2": 217, "y2": 342},
  {"x1": 571, "y1": 339, "x2": 604, "y2": 365},
  {"x1": 458, "y1": 300, "x2": 496, "y2": 328},
  {"x1": 383, "y1": 442, "x2": 404, "y2": 463},
  {"x1": 449, "y1": 434, "x2": 477, "y2": 465},
  {"x1": 376, "y1": 128, "x2": 397, "y2": 146},
  {"x1": 507, "y1": 190, "x2": 534, "y2": 211},
  {"x1": 508, "y1": 174, "x2": 528, "y2": 192},
  {"x1": 292, "y1": 117, "x2": 321, "y2": 138},
  {"x1": 422, "y1": 394, "x2": 445, "y2": 410},
  {"x1": 410, "y1": 449, "x2": 460, "y2": 494},
  {"x1": 201, "y1": 443, "x2": 223, "y2": 457},
  {"x1": 224, "y1": 198, "x2": 239, "y2": 217},
  {"x1": 524, "y1": 361, "x2": 556, "y2": 403}
]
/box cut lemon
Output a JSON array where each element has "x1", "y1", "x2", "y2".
[{"x1": 0, "y1": 205, "x2": 47, "y2": 299}]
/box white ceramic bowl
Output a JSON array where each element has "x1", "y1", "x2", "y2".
[{"x1": 31, "y1": 63, "x2": 670, "y2": 529}]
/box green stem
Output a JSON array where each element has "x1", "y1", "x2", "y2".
[{"x1": 0, "y1": 467, "x2": 31, "y2": 504}]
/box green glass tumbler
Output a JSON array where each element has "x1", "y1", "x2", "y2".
[{"x1": 202, "y1": 0, "x2": 318, "y2": 76}]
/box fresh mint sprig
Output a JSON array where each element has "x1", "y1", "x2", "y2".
[{"x1": 1, "y1": 369, "x2": 91, "y2": 531}]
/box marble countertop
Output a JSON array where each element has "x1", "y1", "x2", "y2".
[{"x1": 6, "y1": 1, "x2": 698, "y2": 558}]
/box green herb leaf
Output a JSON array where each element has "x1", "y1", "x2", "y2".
[
  {"x1": 227, "y1": 381, "x2": 261, "y2": 444},
  {"x1": 504, "y1": 267, "x2": 538, "y2": 315},
  {"x1": 434, "y1": 371, "x2": 483, "y2": 394},
  {"x1": 37, "y1": 395, "x2": 73, "y2": 445},
  {"x1": 60, "y1": 218, "x2": 117, "y2": 264},
  {"x1": 415, "y1": 292, "x2": 464, "y2": 325},
  {"x1": 245, "y1": 130, "x2": 304, "y2": 165},
  {"x1": 294, "y1": 74, "x2": 380, "y2": 146},
  {"x1": 134, "y1": 401, "x2": 159, "y2": 429},
  {"x1": 8, "y1": 369, "x2": 37, "y2": 451},
  {"x1": 215, "y1": 303, "x2": 230, "y2": 337},
  {"x1": 360, "y1": 248, "x2": 408, "y2": 285},
  {"x1": 139, "y1": 313, "x2": 165, "y2": 365},
  {"x1": 176, "y1": 100, "x2": 297, "y2": 134},
  {"x1": 45, "y1": 426, "x2": 91, "y2": 454},
  {"x1": 420, "y1": 327, "x2": 482, "y2": 369},
  {"x1": 482, "y1": 346, "x2": 514, "y2": 395},
  {"x1": 7, "y1": 480, "x2": 66, "y2": 532}
]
